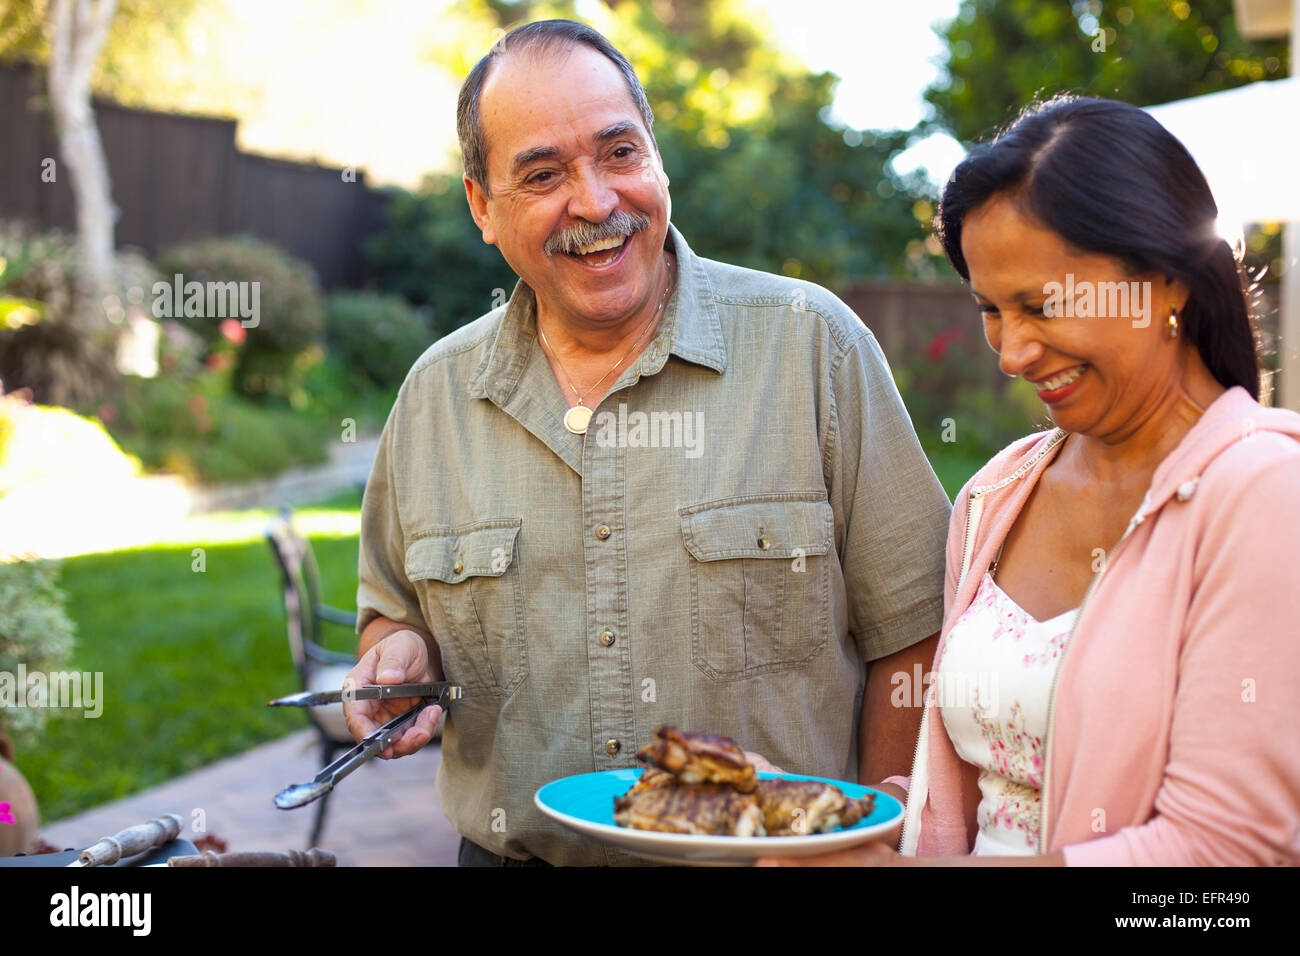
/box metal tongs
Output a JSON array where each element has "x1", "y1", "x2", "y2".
[{"x1": 267, "y1": 681, "x2": 462, "y2": 809}]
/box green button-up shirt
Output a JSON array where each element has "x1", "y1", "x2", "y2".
[{"x1": 357, "y1": 225, "x2": 950, "y2": 865}]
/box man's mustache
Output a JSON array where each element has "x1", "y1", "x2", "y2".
[{"x1": 543, "y1": 210, "x2": 650, "y2": 256}]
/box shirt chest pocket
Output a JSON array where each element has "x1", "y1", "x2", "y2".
[
  {"x1": 679, "y1": 495, "x2": 833, "y2": 680},
  {"x1": 405, "y1": 520, "x2": 527, "y2": 697}
]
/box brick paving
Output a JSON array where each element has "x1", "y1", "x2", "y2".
[{"x1": 37, "y1": 729, "x2": 461, "y2": 866}]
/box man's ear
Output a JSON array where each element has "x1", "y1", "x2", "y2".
[
  {"x1": 464, "y1": 175, "x2": 497, "y2": 246},
  {"x1": 652, "y1": 143, "x2": 669, "y2": 188}
]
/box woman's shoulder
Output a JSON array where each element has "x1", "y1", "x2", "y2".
[
  {"x1": 1179, "y1": 390, "x2": 1300, "y2": 496},
  {"x1": 957, "y1": 428, "x2": 1064, "y2": 499},
  {"x1": 1197, "y1": 428, "x2": 1300, "y2": 501}
]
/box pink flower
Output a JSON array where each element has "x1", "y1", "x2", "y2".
[
  {"x1": 0, "y1": 801, "x2": 15, "y2": 825},
  {"x1": 219, "y1": 318, "x2": 246, "y2": 345},
  {"x1": 925, "y1": 326, "x2": 962, "y2": 362}
]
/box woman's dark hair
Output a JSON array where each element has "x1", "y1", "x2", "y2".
[{"x1": 935, "y1": 95, "x2": 1261, "y2": 400}]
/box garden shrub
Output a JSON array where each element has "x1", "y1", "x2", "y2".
[
  {"x1": 155, "y1": 236, "x2": 325, "y2": 401},
  {"x1": 0, "y1": 559, "x2": 76, "y2": 743},
  {"x1": 0, "y1": 223, "x2": 156, "y2": 408},
  {"x1": 364, "y1": 180, "x2": 517, "y2": 334},
  {"x1": 0, "y1": 387, "x2": 140, "y2": 496},
  {"x1": 109, "y1": 367, "x2": 330, "y2": 483},
  {"x1": 324, "y1": 291, "x2": 434, "y2": 388}
]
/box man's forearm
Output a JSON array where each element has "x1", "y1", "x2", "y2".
[
  {"x1": 359, "y1": 615, "x2": 445, "y2": 681},
  {"x1": 858, "y1": 630, "x2": 939, "y2": 786}
]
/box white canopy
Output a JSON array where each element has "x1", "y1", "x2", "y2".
[
  {"x1": 1148, "y1": 78, "x2": 1299, "y2": 410},
  {"x1": 1145, "y1": 77, "x2": 1300, "y2": 225}
]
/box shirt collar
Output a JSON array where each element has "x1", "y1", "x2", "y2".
[{"x1": 469, "y1": 223, "x2": 727, "y2": 406}]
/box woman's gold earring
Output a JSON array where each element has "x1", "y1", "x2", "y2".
[{"x1": 1167, "y1": 308, "x2": 1179, "y2": 339}]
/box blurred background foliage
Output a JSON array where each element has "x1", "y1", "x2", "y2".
[
  {"x1": 375, "y1": 0, "x2": 947, "y2": 330},
  {"x1": 924, "y1": 0, "x2": 1289, "y2": 281},
  {"x1": 0, "y1": 558, "x2": 76, "y2": 744},
  {"x1": 927, "y1": 0, "x2": 1289, "y2": 143},
  {"x1": 0, "y1": 0, "x2": 1290, "y2": 481}
]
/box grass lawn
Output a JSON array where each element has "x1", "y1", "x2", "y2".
[
  {"x1": 18, "y1": 490, "x2": 365, "y2": 824},
  {"x1": 19, "y1": 444, "x2": 982, "y2": 825}
]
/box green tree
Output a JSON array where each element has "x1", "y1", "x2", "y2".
[
  {"x1": 0, "y1": 0, "x2": 202, "y2": 101},
  {"x1": 371, "y1": 0, "x2": 940, "y2": 332},
  {"x1": 611, "y1": 0, "x2": 936, "y2": 284},
  {"x1": 924, "y1": 0, "x2": 1289, "y2": 336},
  {"x1": 925, "y1": 0, "x2": 1290, "y2": 144}
]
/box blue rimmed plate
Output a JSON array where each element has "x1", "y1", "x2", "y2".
[{"x1": 535, "y1": 769, "x2": 903, "y2": 865}]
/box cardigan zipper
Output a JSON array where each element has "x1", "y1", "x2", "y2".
[
  {"x1": 897, "y1": 430, "x2": 1067, "y2": 855},
  {"x1": 894, "y1": 429, "x2": 1066, "y2": 858},
  {"x1": 954, "y1": 431, "x2": 1067, "y2": 600},
  {"x1": 1036, "y1": 491, "x2": 1151, "y2": 854}
]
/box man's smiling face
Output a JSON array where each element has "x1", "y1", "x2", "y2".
[{"x1": 464, "y1": 42, "x2": 671, "y2": 329}]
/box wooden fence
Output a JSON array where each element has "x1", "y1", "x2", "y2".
[{"x1": 0, "y1": 62, "x2": 386, "y2": 289}]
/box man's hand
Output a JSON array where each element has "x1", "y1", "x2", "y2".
[
  {"x1": 743, "y1": 751, "x2": 786, "y2": 774},
  {"x1": 343, "y1": 629, "x2": 441, "y2": 759}
]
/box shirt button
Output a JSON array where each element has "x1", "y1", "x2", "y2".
[
  {"x1": 604, "y1": 738, "x2": 621, "y2": 756},
  {"x1": 757, "y1": 535, "x2": 772, "y2": 551},
  {"x1": 598, "y1": 629, "x2": 616, "y2": 647},
  {"x1": 453, "y1": 559, "x2": 464, "y2": 574},
  {"x1": 595, "y1": 525, "x2": 612, "y2": 540}
]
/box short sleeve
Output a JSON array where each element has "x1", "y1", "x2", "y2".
[
  {"x1": 830, "y1": 329, "x2": 951, "y2": 662},
  {"x1": 355, "y1": 398, "x2": 426, "y2": 636}
]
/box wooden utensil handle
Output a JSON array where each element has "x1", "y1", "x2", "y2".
[
  {"x1": 78, "y1": 813, "x2": 183, "y2": 867},
  {"x1": 167, "y1": 848, "x2": 336, "y2": 867}
]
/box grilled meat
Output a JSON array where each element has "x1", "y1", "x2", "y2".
[
  {"x1": 613, "y1": 783, "x2": 765, "y2": 836},
  {"x1": 614, "y1": 728, "x2": 872, "y2": 838},
  {"x1": 754, "y1": 778, "x2": 875, "y2": 835},
  {"x1": 636, "y1": 725, "x2": 758, "y2": 793},
  {"x1": 624, "y1": 767, "x2": 676, "y2": 795}
]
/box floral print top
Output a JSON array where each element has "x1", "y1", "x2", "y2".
[{"x1": 937, "y1": 570, "x2": 1079, "y2": 856}]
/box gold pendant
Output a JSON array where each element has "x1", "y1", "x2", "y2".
[{"x1": 564, "y1": 404, "x2": 593, "y2": 435}]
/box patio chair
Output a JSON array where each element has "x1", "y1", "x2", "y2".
[{"x1": 264, "y1": 507, "x2": 359, "y2": 848}]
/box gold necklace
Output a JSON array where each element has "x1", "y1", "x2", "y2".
[{"x1": 538, "y1": 255, "x2": 675, "y2": 435}]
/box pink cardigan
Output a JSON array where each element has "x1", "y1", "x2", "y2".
[{"x1": 898, "y1": 386, "x2": 1300, "y2": 865}]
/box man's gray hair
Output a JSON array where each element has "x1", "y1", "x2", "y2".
[{"x1": 456, "y1": 19, "x2": 656, "y2": 196}]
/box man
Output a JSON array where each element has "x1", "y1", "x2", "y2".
[{"x1": 345, "y1": 19, "x2": 950, "y2": 866}]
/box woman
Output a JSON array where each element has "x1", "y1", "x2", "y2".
[{"x1": 764, "y1": 95, "x2": 1300, "y2": 866}]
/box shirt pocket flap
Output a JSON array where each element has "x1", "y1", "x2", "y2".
[
  {"x1": 405, "y1": 523, "x2": 521, "y2": 584},
  {"x1": 679, "y1": 497, "x2": 832, "y2": 562}
]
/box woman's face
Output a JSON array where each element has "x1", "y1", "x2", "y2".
[{"x1": 960, "y1": 194, "x2": 1189, "y2": 440}]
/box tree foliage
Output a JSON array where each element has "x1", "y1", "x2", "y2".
[
  {"x1": 0, "y1": 0, "x2": 202, "y2": 96},
  {"x1": 925, "y1": 0, "x2": 1290, "y2": 144},
  {"x1": 369, "y1": 0, "x2": 940, "y2": 332},
  {"x1": 924, "y1": 0, "x2": 1289, "y2": 305}
]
